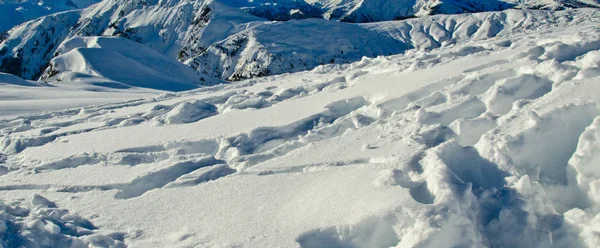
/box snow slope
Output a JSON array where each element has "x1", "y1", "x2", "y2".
[
  {"x1": 0, "y1": 71, "x2": 161, "y2": 117},
  {"x1": 193, "y1": 9, "x2": 600, "y2": 81},
  {"x1": 187, "y1": 18, "x2": 407, "y2": 80},
  {"x1": 0, "y1": 0, "x2": 100, "y2": 32},
  {"x1": 1, "y1": 8, "x2": 600, "y2": 247},
  {"x1": 0, "y1": 0, "x2": 263, "y2": 80},
  {"x1": 41, "y1": 36, "x2": 222, "y2": 90}
]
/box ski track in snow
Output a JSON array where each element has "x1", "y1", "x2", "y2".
[{"x1": 1, "y1": 17, "x2": 600, "y2": 248}]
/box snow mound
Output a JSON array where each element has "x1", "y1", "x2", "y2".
[
  {"x1": 0, "y1": 194, "x2": 125, "y2": 248},
  {"x1": 570, "y1": 116, "x2": 600, "y2": 208},
  {"x1": 163, "y1": 100, "x2": 218, "y2": 124},
  {"x1": 42, "y1": 36, "x2": 221, "y2": 91},
  {"x1": 0, "y1": 73, "x2": 41, "y2": 87}
]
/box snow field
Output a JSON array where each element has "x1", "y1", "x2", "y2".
[{"x1": 1, "y1": 9, "x2": 600, "y2": 248}]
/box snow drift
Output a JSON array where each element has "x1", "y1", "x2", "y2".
[{"x1": 41, "y1": 36, "x2": 221, "y2": 91}]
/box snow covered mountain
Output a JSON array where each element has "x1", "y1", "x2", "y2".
[
  {"x1": 311, "y1": 0, "x2": 600, "y2": 22},
  {"x1": 1, "y1": 1, "x2": 598, "y2": 88},
  {"x1": 191, "y1": 9, "x2": 599, "y2": 81},
  {"x1": 0, "y1": 0, "x2": 261, "y2": 82},
  {"x1": 1, "y1": 0, "x2": 599, "y2": 86},
  {"x1": 0, "y1": 0, "x2": 101, "y2": 32},
  {"x1": 1, "y1": 6, "x2": 600, "y2": 247}
]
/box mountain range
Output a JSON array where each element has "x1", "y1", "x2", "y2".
[{"x1": 1, "y1": 0, "x2": 599, "y2": 89}]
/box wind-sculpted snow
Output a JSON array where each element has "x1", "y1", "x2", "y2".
[
  {"x1": 1, "y1": 15, "x2": 600, "y2": 247},
  {"x1": 41, "y1": 36, "x2": 222, "y2": 90},
  {"x1": 0, "y1": 194, "x2": 126, "y2": 248}
]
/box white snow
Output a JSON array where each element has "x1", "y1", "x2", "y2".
[
  {"x1": 44, "y1": 36, "x2": 222, "y2": 90},
  {"x1": 2, "y1": 0, "x2": 599, "y2": 82},
  {"x1": 0, "y1": 194, "x2": 125, "y2": 248},
  {"x1": 0, "y1": 72, "x2": 160, "y2": 117},
  {"x1": 0, "y1": 4, "x2": 600, "y2": 248}
]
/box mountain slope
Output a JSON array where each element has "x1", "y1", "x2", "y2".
[
  {"x1": 0, "y1": 0, "x2": 263, "y2": 80},
  {"x1": 313, "y1": 0, "x2": 600, "y2": 22},
  {"x1": 0, "y1": 0, "x2": 101, "y2": 32},
  {"x1": 188, "y1": 18, "x2": 407, "y2": 81},
  {"x1": 1, "y1": 1, "x2": 598, "y2": 84},
  {"x1": 189, "y1": 8, "x2": 600, "y2": 81}
]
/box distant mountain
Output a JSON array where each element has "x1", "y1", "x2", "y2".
[
  {"x1": 0, "y1": 0, "x2": 101, "y2": 32},
  {"x1": 312, "y1": 0, "x2": 600, "y2": 22},
  {"x1": 0, "y1": 0, "x2": 599, "y2": 87}
]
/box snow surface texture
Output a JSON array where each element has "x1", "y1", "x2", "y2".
[
  {"x1": 0, "y1": 0, "x2": 599, "y2": 84},
  {"x1": 1, "y1": 7, "x2": 600, "y2": 247},
  {"x1": 0, "y1": 195, "x2": 126, "y2": 247},
  {"x1": 0, "y1": 71, "x2": 162, "y2": 117}
]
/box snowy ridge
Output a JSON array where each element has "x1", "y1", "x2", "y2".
[
  {"x1": 0, "y1": 13, "x2": 600, "y2": 247},
  {"x1": 41, "y1": 36, "x2": 223, "y2": 90},
  {"x1": 187, "y1": 18, "x2": 407, "y2": 81},
  {"x1": 1, "y1": 3, "x2": 598, "y2": 83},
  {"x1": 312, "y1": 0, "x2": 600, "y2": 22},
  {"x1": 0, "y1": 0, "x2": 262, "y2": 80},
  {"x1": 219, "y1": 0, "x2": 324, "y2": 21},
  {"x1": 191, "y1": 8, "x2": 600, "y2": 81}
]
